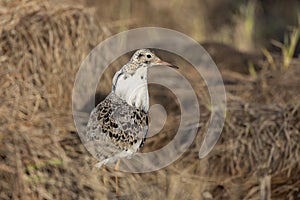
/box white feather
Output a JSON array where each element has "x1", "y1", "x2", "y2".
[{"x1": 113, "y1": 67, "x2": 149, "y2": 112}]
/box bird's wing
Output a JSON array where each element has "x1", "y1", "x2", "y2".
[{"x1": 86, "y1": 93, "x2": 148, "y2": 163}]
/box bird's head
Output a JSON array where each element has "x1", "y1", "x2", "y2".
[
  {"x1": 113, "y1": 49, "x2": 178, "y2": 87},
  {"x1": 130, "y1": 49, "x2": 177, "y2": 69}
]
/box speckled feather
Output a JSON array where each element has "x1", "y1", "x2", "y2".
[{"x1": 86, "y1": 92, "x2": 148, "y2": 167}]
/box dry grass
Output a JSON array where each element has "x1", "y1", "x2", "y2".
[
  {"x1": 0, "y1": 0, "x2": 101, "y2": 199},
  {"x1": 1, "y1": 0, "x2": 300, "y2": 199}
]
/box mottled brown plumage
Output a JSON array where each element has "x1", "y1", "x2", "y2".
[{"x1": 86, "y1": 93, "x2": 148, "y2": 167}]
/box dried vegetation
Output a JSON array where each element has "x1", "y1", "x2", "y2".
[{"x1": 0, "y1": 0, "x2": 299, "y2": 199}]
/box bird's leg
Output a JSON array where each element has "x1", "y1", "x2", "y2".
[{"x1": 114, "y1": 159, "x2": 120, "y2": 195}]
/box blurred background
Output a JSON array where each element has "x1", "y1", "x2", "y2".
[
  {"x1": 0, "y1": 0, "x2": 299, "y2": 199},
  {"x1": 87, "y1": 0, "x2": 300, "y2": 53}
]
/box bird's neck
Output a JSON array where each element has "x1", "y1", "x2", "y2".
[{"x1": 114, "y1": 67, "x2": 149, "y2": 112}]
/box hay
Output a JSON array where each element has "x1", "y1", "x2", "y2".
[
  {"x1": 0, "y1": 0, "x2": 101, "y2": 199},
  {"x1": 206, "y1": 101, "x2": 300, "y2": 199},
  {"x1": 1, "y1": 0, "x2": 300, "y2": 199},
  {"x1": 0, "y1": 0, "x2": 99, "y2": 120}
]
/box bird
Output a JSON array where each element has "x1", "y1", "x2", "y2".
[
  {"x1": 85, "y1": 49, "x2": 177, "y2": 193},
  {"x1": 86, "y1": 48, "x2": 177, "y2": 167}
]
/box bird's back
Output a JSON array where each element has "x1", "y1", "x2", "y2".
[{"x1": 86, "y1": 92, "x2": 148, "y2": 167}]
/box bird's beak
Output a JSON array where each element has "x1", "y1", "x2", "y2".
[{"x1": 155, "y1": 59, "x2": 179, "y2": 69}]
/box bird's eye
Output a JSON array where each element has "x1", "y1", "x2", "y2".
[{"x1": 146, "y1": 54, "x2": 152, "y2": 59}]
